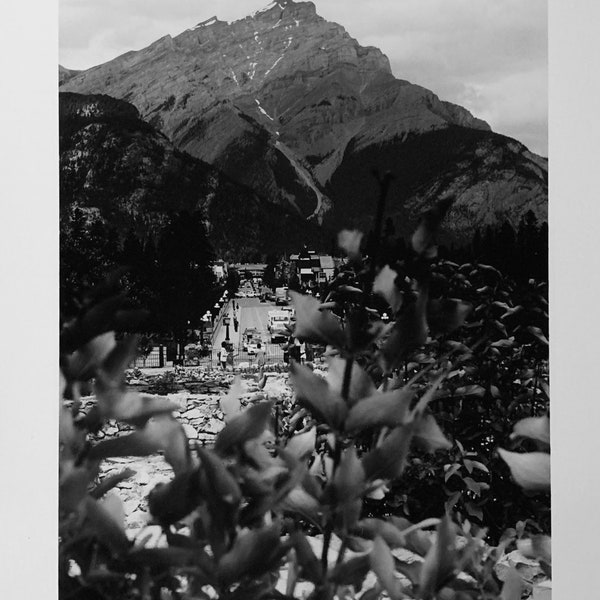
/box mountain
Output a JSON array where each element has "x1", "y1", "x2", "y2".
[
  {"x1": 59, "y1": 91, "x2": 326, "y2": 259},
  {"x1": 60, "y1": 0, "x2": 547, "y2": 244}
]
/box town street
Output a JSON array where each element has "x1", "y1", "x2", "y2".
[{"x1": 211, "y1": 297, "x2": 284, "y2": 364}]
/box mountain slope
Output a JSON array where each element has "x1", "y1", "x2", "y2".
[
  {"x1": 60, "y1": 92, "x2": 326, "y2": 258},
  {"x1": 60, "y1": 0, "x2": 547, "y2": 242}
]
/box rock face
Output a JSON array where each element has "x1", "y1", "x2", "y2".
[
  {"x1": 59, "y1": 91, "x2": 326, "y2": 257},
  {"x1": 60, "y1": 0, "x2": 547, "y2": 243}
]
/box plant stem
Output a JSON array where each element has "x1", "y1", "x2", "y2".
[
  {"x1": 321, "y1": 356, "x2": 354, "y2": 574},
  {"x1": 367, "y1": 171, "x2": 394, "y2": 292}
]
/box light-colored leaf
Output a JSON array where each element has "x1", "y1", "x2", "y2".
[
  {"x1": 285, "y1": 427, "x2": 317, "y2": 461},
  {"x1": 500, "y1": 566, "x2": 523, "y2": 600},
  {"x1": 373, "y1": 265, "x2": 403, "y2": 314},
  {"x1": 89, "y1": 415, "x2": 190, "y2": 474},
  {"x1": 98, "y1": 491, "x2": 126, "y2": 530},
  {"x1": 338, "y1": 229, "x2": 363, "y2": 261},
  {"x1": 289, "y1": 291, "x2": 345, "y2": 346},
  {"x1": 290, "y1": 362, "x2": 347, "y2": 429},
  {"x1": 333, "y1": 447, "x2": 365, "y2": 501},
  {"x1": 220, "y1": 376, "x2": 243, "y2": 422},
  {"x1": 370, "y1": 536, "x2": 403, "y2": 600},
  {"x1": 511, "y1": 415, "x2": 550, "y2": 445},
  {"x1": 419, "y1": 514, "x2": 457, "y2": 599},
  {"x1": 413, "y1": 414, "x2": 452, "y2": 452},
  {"x1": 326, "y1": 356, "x2": 376, "y2": 406},
  {"x1": 345, "y1": 388, "x2": 414, "y2": 432},
  {"x1": 497, "y1": 449, "x2": 551, "y2": 491},
  {"x1": 67, "y1": 331, "x2": 117, "y2": 379}
]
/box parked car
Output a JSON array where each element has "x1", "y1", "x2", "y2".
[{"x1": 242, "y1": 327, "x2": 262, "y2": 354}]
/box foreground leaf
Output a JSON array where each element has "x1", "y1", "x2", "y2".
[
  {"x1": 214, "y1": 401, "x2": 273, "y2": 455},
  {"x1": 345, "y1": 388, "x2": 414, "y2": 432},
  {"x1": 218, "y1": 524, "x2": 283, "y2": 583},
  {"x1": 370, "y1": 536, "x2": 403, "y2": 600},
  {"x1": 373, "y1": 265, "x2": 403, "y2": 314},
  {"x1": 419, "y1": 514, "x2": 457, "y2": 599},
  {"x1": 290, "y1": 362, "x2": 347, "y2": 430},
  {"x1": 327, "y1": 356, "x2": 376, "y2": 406},
  {"x1": 497, "y1": 449, "x2": 551, "y2": 491},
  {"x1": 510, "y1": 415, "x2": 550, "y2": 446},
  {"x1": 362, "y1": 425, "x2": 415, "y2": 481},
  {"x1": 413, "y1": 414, "x2": 452, "y2": 452},
  {"x1": 290, "y1": 291, "x2": 345, "y2": 346}
]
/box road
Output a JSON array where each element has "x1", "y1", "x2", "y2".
[{"x1": 212, "y1": 297, "x2": 284, "y2": 363}]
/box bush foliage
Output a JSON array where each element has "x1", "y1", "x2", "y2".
[{"x1": 59, "y1": 184, "x2": 549, "y2": 599}]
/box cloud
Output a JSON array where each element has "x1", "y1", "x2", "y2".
[{"x1": 59, "y1": 0, "x2": 547, "y2": 154}]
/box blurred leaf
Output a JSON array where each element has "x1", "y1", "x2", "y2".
[
  {"x1": 91, "y1": 468, "x2": 136, "y2": 499},
  {"x1": 83, "y1": 496, "x2": 130, "y2": 555},
  {"x1": 412, "y1": 371, "x2": 448, "y2": 415},
  {"x1": 497, "y1": 449, "x2": 551, "y2": 491},
  {"x1": 148, "y1": 468, "x2": 203, "y2": 524},
  {"x1": 427, "y1": 299, "x2": 472, "y2": 335},
  {"x1": 370, "y1": 536, "x2": 403, "y2": 600},
  {"x1": 327, "y1": 357, "x2": 376, "y2": 407},
  {"x1": 353, "y1": 518, "x2": 405, "y2": 548},
  {"x1": 394, "y1": 557, "x2": 423, "y2": 586},
  {"x1": 510, "y1": 415, "x2": 550, "y2": 446},
  {"x1": 280, "y1": 486, "x2": 322, "y2": 525},
  {"x1": 98, "y1": 491, "x2": 126, "y2": 531},
  {"x1": 198, "y1": 447, "x2": 242, "y2": 506},
  {"x1": 345, "y1": 388, "x2": 414, "y2": 432},
  {"x1": 333, "y1": 447, "x2": 365, "y2": 527},
  {"x1": 517, "y1": 534, "x2": 551, "y2": 571},
  {"x1": 60, "y1": 460, "x2": 99, "y2": 512},
  {"x1": 452, "y1": 385, "x2": 486, "y2": 399},
  {"x1": 499, "y1": 567, "x2": 523, "y2": 600},
  {"x1": 290, "y1": 291, "x2": 345, "y2": 346},
  {"x1": 462, "y1": 459, "x2": 489, "y2": 474},
  {"x1": 526, "y1": 326, "x2": 549, "y2": 345},
  {"x1": 338, "y1": 229, "x2": 363, "y2": 262},
  {"x1": 218, "y1": 524, "x2": 283, "y2": 583},
  {"x1": 66, "y1": 331, "x2": 116, "y2": 380},
  {"x1": 411, "y1": 197, "x2": 454, "y2": 258},
  {"x1": 362, "y1": 424, "x2": 415, "y2": 481},
  {"x1": 285, "y1": 427, "x2": 317, "y2": 461},
  {"x1": 291, "y1": 531, "x2": 323, "y2": 583},
  {"x1": 419, "y1": 515, "x2": 457, "y2": 600},
  {"x1": 220, "y1": 376, "x2": 243, "y2": 422},
  {"x1": 413, "y1": 414, "x2": 452, "y2": 452},
  {"x1": 373, "y1": 265, "x2": 403, "y2": 314},
  {"x1": 329, "y1": 554, "x2": 371, "y2": 588},
  {"x1": 214, "y1": 401, "x2": 273, "y2": 456},
  {"x1": 89, "y1": 415, "x2": 190, "y2": 474},
  {"x1": 290, "y1": 362, "x2": 347, "y2": 430},
  {"x1": 380, "y1": 299, "x2": 428, "y2": 372}
]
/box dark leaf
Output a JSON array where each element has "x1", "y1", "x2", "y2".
[
  {"x1": 291, "y1": 531, "x2": 323, "y2": 584},
  {"x1": 218, "y1": 524, "x2": 283, "y2": 583},
  {"x1": 362, "y1": 424, "x2": 415, "y2": 481},
  {"x1": 148, "y1": 468, "x2": 203, "y2": 524},
  {"x1": 427, "y1": 299, "x2": 472, "y2": 335},
  {"x1": 214, "y1": 401, "x2": 273, "y2": 455},
  {"x1": 198, "y1": 447, "x2": 242, "y2": 506},
  {"x1": 91, "y1": 468, "x2": 136, "y2": 499},
  {"x1": 329, "y1": 554, "x2": 371, "y2": 588}
]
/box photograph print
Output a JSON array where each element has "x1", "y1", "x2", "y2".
[{"x1": 58, "y1": 1, "x2": 549, "y2": 599}]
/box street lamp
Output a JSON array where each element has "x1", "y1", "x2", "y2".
[{"x1": 223, "y1": 315, "x2": 231, "y2": 342}]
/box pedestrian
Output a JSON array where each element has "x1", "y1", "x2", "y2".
[
  {"x1": 226, "y1": 346, "x2": 234, "y2": 370},
  {"x1": 299, "y1": 341, "x2": 306, "y2": 364},
  {"x1": 219, "y1": 342, "x2": 228, "y2": 370},
  {"x1": 256, "y1": 342, "x2": 266, "y2": 369}
]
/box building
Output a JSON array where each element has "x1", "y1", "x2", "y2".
[
  {"x1": 230, "y1": 263, "x2": 267, "y2": 280},
  {"x1": 289, "y1": 250, "x2": 336, "y2": 285},
  {"x1": 211, "y1": 260, "x2": 228, "y2": 282}
]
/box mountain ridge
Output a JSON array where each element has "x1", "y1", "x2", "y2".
[{"x1": 60, "y1": 0, "x2": 546, "y2": 242}]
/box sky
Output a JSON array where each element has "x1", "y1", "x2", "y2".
[{"x1": 59, "y1": 0, "x2": 548, "y2": 155}]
